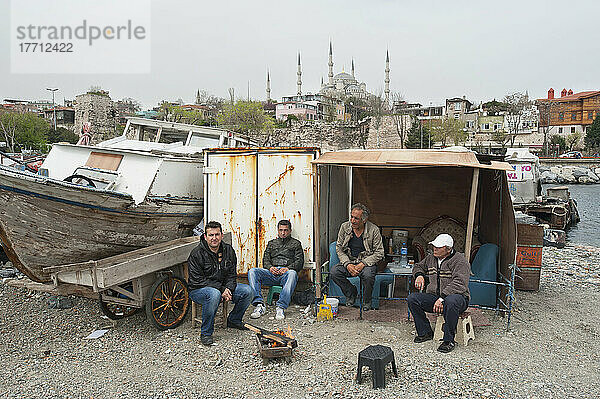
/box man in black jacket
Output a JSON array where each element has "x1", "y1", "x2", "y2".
[
  {"x1": 188, "y1": 221, "x2": 252, "y2": 346},
  {"x1": 248, "y1": 219, "x2": 304, "y2": 321}
]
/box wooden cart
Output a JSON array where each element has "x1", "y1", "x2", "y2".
[{"x1": 43, "y1": 236, "x2": 200, "y2": 330}]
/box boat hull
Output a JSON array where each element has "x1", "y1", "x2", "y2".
[{"x1": 0, "y1": 168, "x2": 202, "y2": 283}]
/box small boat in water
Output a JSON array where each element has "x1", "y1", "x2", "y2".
[
  {"x1": 0, "y1": 118, "x2": 255, "y2": 282},
  {"x1": 505, "y1": 148, "x2": 579, "y2": 231}
]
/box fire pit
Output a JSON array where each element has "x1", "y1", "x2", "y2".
[{"x1": 244, "y1": 323, "x2": 297, "y2": 365}]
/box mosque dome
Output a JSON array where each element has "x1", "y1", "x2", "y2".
[{"x1": 333, "y1": 72, "x2": 355, "y2": 81}]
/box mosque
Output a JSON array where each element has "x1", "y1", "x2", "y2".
[{"x1": 268, "y1": 41, "x2": 391, "y2": 106}]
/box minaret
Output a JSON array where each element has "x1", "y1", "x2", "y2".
[
  {"x1": 351, "y1": 58, "x2": 355, "y2": 78},
  {"x1": 384, "y1": 50, "x2": 390, "y2": 107},
  {"x1": 297, "y1": 52, "x2": 302, "y2": 96},
  {"x1": 328, "y1": 41, "x2": 334, "y2": 84},
  {"x1": 195, "y1": 89, "x2": 201, "y2": 104},
  {"x1": 266, "y1": 70, "x2": 271, "y2": 102}
]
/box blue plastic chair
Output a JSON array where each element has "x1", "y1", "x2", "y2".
[
  {"x1": 468, "y1": 243, "x2": 499, "y2": 307},
  {"x1": 326, "y1": 242, "x2": 393, "y2": 309}
]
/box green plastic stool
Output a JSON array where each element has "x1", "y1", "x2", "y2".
[{"x1": 267, "y1": 285, "x2": 283, "y2": 305}]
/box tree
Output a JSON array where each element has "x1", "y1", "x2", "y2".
[
  {"x1": 549, "y1": 134, "x2": 566, "y2": 154},
  {"x1": 427, "y1": 117, "x2": 467, "y2": 147},
  {"x1": 585, "y1": 115, "x2": 600, "y2": 149},
  {"x1": 0, "y1": 110, "x2": 49, "y2": 152},
  {"x1": 503, "y1": 91, "x2": 532, "y2": 147},
  {"x1": 366, "y1": 93, "x2": 385, "y2": 147},
  {"x1": 492, "y1": 128, "x2": 510, "y2": 150},
  {"x1": 46, "y1": 127, "x2": 79, "y2": 144},
  {"x1": 390, "y1": 92, "x2": 411, "y2": 148},
  {"x1": 216, "y1": 100, "x2": 274, "y2": 137},
  {"x1": 405, "y1": 119, "x2": 429, "y2": 149},
  {"x1": 565, "y1": 131, "x2": 583, "y2": 151}
]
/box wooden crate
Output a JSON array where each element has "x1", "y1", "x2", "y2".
[{"x1": 515, "y1": 267, "x2": 541, "y2": 291}]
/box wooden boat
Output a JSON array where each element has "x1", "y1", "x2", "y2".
[{"x1": 0, "y1": 118, "x2": 254, "y2": 282}]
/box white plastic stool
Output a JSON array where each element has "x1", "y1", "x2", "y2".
[{"x1": 433, "y1": 312, "x2": 475, "y2": 346}]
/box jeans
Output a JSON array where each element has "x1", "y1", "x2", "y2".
[
  {"x1": 407, "y1": 292, "x2": 468, "y2": 342},
  {"x1": 247, "y1": 268, "x2": 298, "y2": 309},
  {"x1": 189, "y1": 284, "x2": 252, "y2": 337},
  {"x1": 330, "y1": 263, "x2": 376, "y2": 304}
]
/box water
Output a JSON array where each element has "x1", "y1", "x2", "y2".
[{"x1": 544, "y1": 184, "x2": 600, "y2": 247}]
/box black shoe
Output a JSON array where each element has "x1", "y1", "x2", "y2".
[
  {"x1": 413, "y1": 332, "x2": 434, "y2": 343},
  {"x1": 227, "y1": 320, "x2": 248, "y2": 330},
  {"x1": 437, "y1": 341, "x2": 456, "y2": 353},
  {"x1": 363, "y1": 302, "x2": 372, "y2": 311},
  {"x1": 345, "y1": 292, "x2": 357, "y2": 307},
  {"x1": 201, "y1": 335, "x2": 214, "y2": 346}
]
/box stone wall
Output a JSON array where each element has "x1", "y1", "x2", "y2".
[
  {"x1": 366, "y1": 115, "x2": 410, "y2": 149},
  {"x1": 74, "y1": 93, "x2": 117, "y2": 144},
  {"x1": 248, "y1": 120, "x2": 369, "y2": 151}
]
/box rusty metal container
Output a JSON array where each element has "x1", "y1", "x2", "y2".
[
  {"x1": 515, "y1": 223, "x2": 543, "y2": 291},
  {"x1": 203, "y1": 148, "x2": 319, "y2": 277}
]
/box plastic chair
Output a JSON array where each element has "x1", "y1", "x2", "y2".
[
  {"x1": 326, "y1": 241, "x2": 394, "y2": 308},
  {"x1": 267, "y1": 285, "x2": 283, "y2": 305},
  {"x1": 468, "y1": 243, "x2": 499, "y2": 307},
  {"x1": 356, "y1": 345, "x2": 398, "y2": 388}
]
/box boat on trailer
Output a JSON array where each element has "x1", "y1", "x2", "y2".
[{"x1": 0, "y1": 117, "x2": 255, "y2": 283}]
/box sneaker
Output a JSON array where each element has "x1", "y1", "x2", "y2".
[
  {"x1": 437, "y1": 340, "x2": 456, "y2": 353},
  {"x1": 201, "y1": 335, "x2": 214, "y2": 346},
  {"x1": 275, "y1": 307, "x2": 285, "y2": 320},
  {"x1": 250, "y1": 303, "x2": 266, "y2": 319},
  {"x1": 363, "y1": 301, "x2": 372, "y2": 311},
  {"x1": 413, "y1": 332, "x2": 434, "y2": 343}
]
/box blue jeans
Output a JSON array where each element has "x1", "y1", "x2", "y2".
[
  {"x1": 189, "y1": 284, "x2": 252, "y2": 337},
  {"x1": 407, "y1": 292, "x2": 468, "y2": 342},
  {"x1": 247, "y1": 268, "x2": 298, "y2": 309}
]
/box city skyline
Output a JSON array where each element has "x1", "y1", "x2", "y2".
[{"x1": 1, "y1": 0, "x2": 599, "y2": 108}]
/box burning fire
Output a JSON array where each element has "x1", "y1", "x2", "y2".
[{"x1": 269, "y1": 325, "x2": 294, "y2": 347}]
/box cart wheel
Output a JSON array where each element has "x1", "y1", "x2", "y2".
[
  {"x1": 146, "y1": 275, "x2": 189, "y2": 330},
  {"x1": 99, "y1": 290, "x2": 139, "y2": 320}
]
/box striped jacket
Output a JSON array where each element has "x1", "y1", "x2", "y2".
[{"x1": 412, "y1": 250, "x2": 471, "y2": 301}]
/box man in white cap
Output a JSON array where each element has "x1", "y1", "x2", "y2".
[{"x1": 407, "y1": 233, "x2": 471, "y2": 353}]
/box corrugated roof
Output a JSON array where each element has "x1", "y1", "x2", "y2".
[{"x1": 312, "y1": 149, "x2": 513, "y2": 171}]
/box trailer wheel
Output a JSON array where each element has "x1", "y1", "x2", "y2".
[
  {"x1": 146, "y1": 275, "x2": 189, "y2": 330},
  {"x1": 99, "y1": 289, "x2": 139, "y2": 320}
]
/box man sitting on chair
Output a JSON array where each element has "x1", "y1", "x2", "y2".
[
  {"x1": 188, "y1": 221, "x2": 252, "y2": 346},
  {"x1": 330, "y1": 203, "x2": 384, "y2": 311},
  {"x1": 248, "y1": 219, "x2": 304, "y2": 320},
  {"x1": 407, "y1": 233, "x2": 471, "y2": 353}
]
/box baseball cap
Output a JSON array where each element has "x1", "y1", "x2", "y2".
[{"x1": 429, "y1": 233, "x2": 454, "y2": 248}]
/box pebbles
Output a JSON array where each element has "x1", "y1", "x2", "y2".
[{"x1": 1, "y1": 246, "x2": 600, "y2": 398}]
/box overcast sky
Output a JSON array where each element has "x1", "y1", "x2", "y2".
[{"x1": 1, "y1": 0, "x2": 599, "y2": 109}]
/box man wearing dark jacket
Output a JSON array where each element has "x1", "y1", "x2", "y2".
[
  {"x1": 188, "y1": 221, "x2": 252, "y2": 346},
  {"x1": 407, "y1": 233, "x2": 471, "y2": 353},
  {"x1": 248, "y1": 219, "x2": 304, "y2": 321}
]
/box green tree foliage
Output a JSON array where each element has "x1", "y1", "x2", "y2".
[
  {"x1": 427, "y1": 118, "x2": 467, "y2": 147},
  {"x1": 549, "y1": 134, "x2": 566, "y2": 153},
  {"x1": 216, "y1": 101, "x2": 274, "y2": 135},
  {"x1": 565, "y1": 131, "x2": 583, "y2": 151},
  {"x1": 46, "y1": 127, "x2": 79, "y2": 144},
  {"x1": 404, "y1": 121, "x2": 429, "y2": 149},
  {"x1": 482, "y1": 99, "x2": 508, "y2": 116},
  {"x1": 585, "y1": 115, "x2": 600, "y2": 149},
  {"x1": 0, "y1": 111, "x2": 49, "y2": 152}
]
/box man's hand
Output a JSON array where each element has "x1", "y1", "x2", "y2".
[
  {"x1": 278, "y1": 267, "x2": 289, "y2": 274},
  {"x1": 414, "y1": 275, "x2": 425, "y2": 291},
  {"x1": 433, "y1": 298, "x2": 444, "y2": 313},
  {"x1": 269, "y1": 266, "x2": 279, "y2": 275},
  {"x1": 222, "y1": 288, "x2": 232, "y2": 302},
  {"x1": 347, "y1": 263, "x2": 359, "y2": 277}
]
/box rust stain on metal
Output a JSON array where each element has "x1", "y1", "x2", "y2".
[
  {"x1": 256, "y1": 216, "x2": 266, "y2": 266},
  {"x1": 261, "y1": 164, "x2": 294, "y2": 195}
]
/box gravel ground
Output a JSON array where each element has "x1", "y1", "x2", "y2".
[{"x1": 1, "y1": 244, "x2": 599, "y2": 399}]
